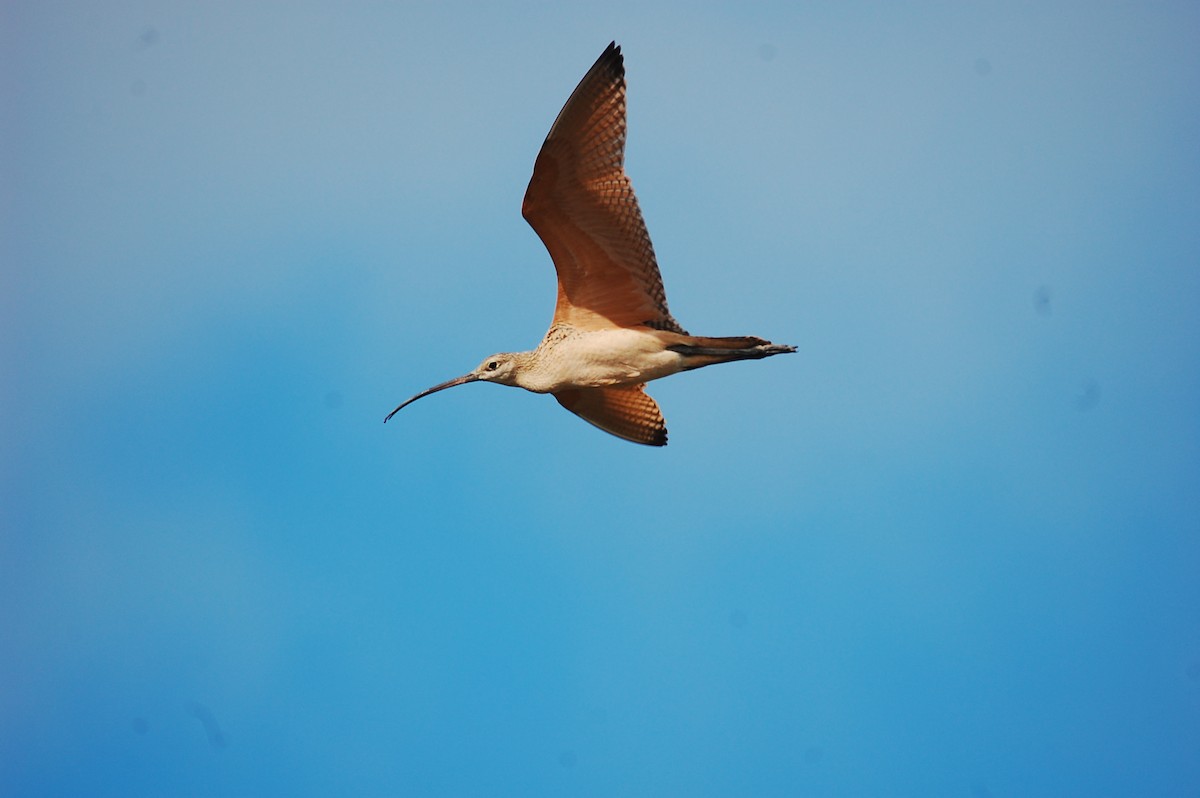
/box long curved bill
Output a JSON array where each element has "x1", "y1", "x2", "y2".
[{"x1": 384, "y1": 374, "x2": 479, "y2": 423}]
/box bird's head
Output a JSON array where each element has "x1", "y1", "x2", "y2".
[
  {"x1": 471, "y1": 352, "x2": 522, "y2": 386},
  {"x1": 383, "y1": 352, "x2": 523, "y2": 423}
]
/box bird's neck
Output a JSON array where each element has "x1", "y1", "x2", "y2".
[{"x1": 510, "y1": 348, "x2": 556, "y2": 393}]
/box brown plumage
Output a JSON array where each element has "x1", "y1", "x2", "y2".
[
  {"x1": 522, "y1": 42, "x2": 685, "y2": 335},
  {"x1": 384, "y1": 42, "x2": 795, "y2": 446},
  {"x1": 554, "y1": 383, "x2": 668, "y2": 446}
]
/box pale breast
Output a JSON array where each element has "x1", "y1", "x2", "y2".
[{"x1": 520, "y1": 327, "x2": 684, "y2": 392}]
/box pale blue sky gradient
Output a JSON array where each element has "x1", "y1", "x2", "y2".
[{"x1": 3, "y1": 2, "x2": 1199, "y2": 795}]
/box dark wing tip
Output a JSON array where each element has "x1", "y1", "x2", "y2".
[
  {"x1": 532, "y1": 41, "x2": 627, "y2": 151},
  {"x1": 598, "y1": 40, "x2": 624, "y2": 79}
]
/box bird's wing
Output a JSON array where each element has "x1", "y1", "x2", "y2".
[
  {"x1": 522, "y1": 42, "x2": 686, "y2": 334},
  {"x1": 553, "y1": 384, "x2": 668, "y2": 446}
]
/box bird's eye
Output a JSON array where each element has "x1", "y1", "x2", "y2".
[{"x1": 486, "y1": 361, "x2": 499, "y2": 371}]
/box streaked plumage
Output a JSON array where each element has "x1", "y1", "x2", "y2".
[{"x1": 386, "y1": 42, "x2": 794, "y2": 446}]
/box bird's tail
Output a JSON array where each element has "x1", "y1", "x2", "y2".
[{"x1": 666, "y1": 335, "x2": 796, "y2": 370}]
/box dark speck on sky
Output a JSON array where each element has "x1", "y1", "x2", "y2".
[
  {"x1": 134, "y1": 25, "x2": 158, "y2": 49},
  {"x1": 1034, "y1": 285, "x2": 1052, "y2": 315},
  {"x1": 185, "y1": 702, "x2": 227, "y2": 750},
  {"x1": 1075, "y1": 379, "x2": 1101, "y2": 411}
]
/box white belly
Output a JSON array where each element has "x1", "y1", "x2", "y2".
[{"x1": 520, "y1": 328, "x2": 684, "y2": 393}]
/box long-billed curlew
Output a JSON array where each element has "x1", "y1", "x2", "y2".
[{"x1": 385, "y1": 42, "x2": 795, "y2": 446}]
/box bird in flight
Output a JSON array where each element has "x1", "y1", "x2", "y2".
[{"x1": 385, "y1": 42, "x2": 794, "y2": 446}]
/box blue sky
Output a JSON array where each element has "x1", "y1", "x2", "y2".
[{"x1": 3, "y1": 2, "x2": 1199, "y2": 795}]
